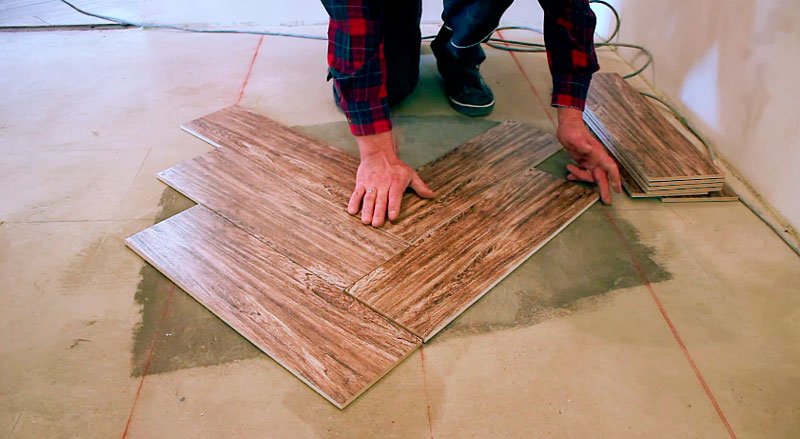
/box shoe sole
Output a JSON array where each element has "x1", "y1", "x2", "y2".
[{"x1": 448, "y1": 96, "x2": 495, "y2": 117}]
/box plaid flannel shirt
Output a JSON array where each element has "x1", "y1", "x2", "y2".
[{"x1": 324, "y1": 0, "x2": 600, "y2": 136}]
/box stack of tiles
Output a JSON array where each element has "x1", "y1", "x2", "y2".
[{"x1": 584, "y1": 73, "x2": 726, "y2": 199}]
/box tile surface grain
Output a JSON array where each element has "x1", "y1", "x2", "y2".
[
  {"x1": 163, "y1": 118, "x2": 406, "y2": 289},
  {"x1": 350, "y1": 169, "x2": 599, "y2": 340},
  {"x1": 126, "y1": 205, "x2": 421, "y2": 408},
  {"x1": 182, "y1": 105, "x2": 360, "y2": 207},
  {"x1": 393, "y1": 121, "x2": 562, "y2": 242}
]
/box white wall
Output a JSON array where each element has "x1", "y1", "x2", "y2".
[{"x1": 606, "y1": 0, "x2": 800, "y2": 230}]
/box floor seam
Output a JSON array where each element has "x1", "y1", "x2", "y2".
[
  {"x1": 7, "y1": 411, "x2": 23, "y2": 438},
  {"x1": 116, "y1": 146, "x2": 153, "y2": 214},
  {"x1": 343, "y1": 277, "x2": 422, "y2": 341}
]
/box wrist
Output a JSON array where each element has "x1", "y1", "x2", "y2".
[
  {"x1": 356, "y1": 131, "x2": 398, "y2": 159},
  {"x1": 557, "y1": 107, "x2": 584, "y2": 125}
]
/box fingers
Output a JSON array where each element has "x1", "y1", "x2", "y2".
[
  {"x1": 348, "y1": 185, "x2": 366, "y2": 215},
  {"x1": 605, "y1": 158, "x2": 623, "y2": 193},
  {"x1": 360, "y1": 188, "x2": 377, "y2": 224},
  {"x1": 352, "y1": 169, "x2": 433, "y2": 227},
  {"x1": 564, "y1": 129, "x2": 620, "y2": 203},
  {"x1": 371, "y1": 187, "x2": 389, "y2": 227},
  {"x1": 590, "y1": 135, "x2": 622, "y2": 193},
  {"x1": 566, "y1": 163, "x2": 595, "y2": 182},
  {"x1": 387, "y1": 182, "x2": 405, "y2": 222},
  {"x1": 594, "y1": 167, "x2": 612, "y2": 204},
  {"x1": 409, "y1": 172, "x2": 435, "y2": 198}
]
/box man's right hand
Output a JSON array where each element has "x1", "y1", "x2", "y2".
[{"x1": 348, "y1": 131, "x2": 435, "y2": 227}]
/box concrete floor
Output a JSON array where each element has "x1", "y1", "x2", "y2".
[{"x1": 1, "y1": 18, "x2": 799, "y2": 439}]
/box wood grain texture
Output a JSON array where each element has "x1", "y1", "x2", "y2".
[
  {"x1": 586, "y1": 116, "x2": 724, "y2": 192},
  {"x1": 126, "y1": 206, "x2": 420, "y2": 408},
  {"x1": 159, "y1": 146, "x2": 407, "y2": 289},
  {"x1": 392, "y1": 121, "x2": 562, "y2": 242},
  {"x1": 349, "y1": 168, "x2": 598, "y2": 340},
  {"x1": 585, "y1": 73, "x2": 722, "y2": 184},
  {"x1": 182, "y1": 105, "x2": 360, "y2": 207},
  {"x1": 661, "y1": 185, "x2": 738, "y2": 203}
]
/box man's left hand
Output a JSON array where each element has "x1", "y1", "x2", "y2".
[{"x1": 556, "y1": 107, "x2": 622, "y2": 204}]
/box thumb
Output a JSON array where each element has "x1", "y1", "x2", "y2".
[{"x1": 409, "y1": 172, "x2": 435, "y2": 198}]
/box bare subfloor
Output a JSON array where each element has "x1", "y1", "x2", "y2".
[{"x1": 1, "y1": 19, "x2": 798, "y2": 439}]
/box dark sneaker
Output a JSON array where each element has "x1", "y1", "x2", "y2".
[
  {"x1": 440, "y1": 67, "x2": 495, "y2": 116},
  {"x1": 431, "y1": 32, "x2": 495, "y2": 117}
]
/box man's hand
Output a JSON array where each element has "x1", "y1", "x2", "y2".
[
  {"x1": 556, "y1": 107, "x2": 622, "y2": 204},
  {"x1": 348, "y1": 131, "x2": 435, "y2": 227}
]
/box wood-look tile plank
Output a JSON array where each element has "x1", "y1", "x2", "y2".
[
  {"x1": 158, "y1": 146, "x2": 407, "y2": 289},
  {"x1": 182, "y1": 105, "x2": 360, "y2": 208},
  {"x1": 126, "y1": 205, "x2": 421, "y2": 408},
  {"x1": 660, "y1": 185, "x2": 739, "y2": 203},
  {"x1": 349, "y1": 168, "x2": 598, "y2": 340},
  {"x1": 620, "y1": 166, "x2": 721, "y2": 198},
  {"x1": 623, "y1": 183, "x2": 712, "y2": 198},
  {"x1": 393, "y1": 121, "x2": 562, "y2": 242},
  {"x1": 585, "y1": 73, "x2": 722, "y2": 183},
  {"x1": 627, "y1": 180, "x2": 722, "y2": 193}
]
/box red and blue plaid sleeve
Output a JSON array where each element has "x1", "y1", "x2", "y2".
[
  {"x1": 538, "y1": 0, "x2": 600, "y2": 110},
  {"x1": 322, "y1": 0, "x2": 392, "y2": 136}
]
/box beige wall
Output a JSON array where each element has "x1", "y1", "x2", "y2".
[{"x1": 601, "y1": 0, "x2": 799, "y2": 229}]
